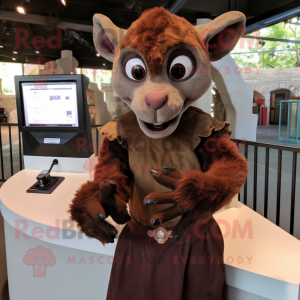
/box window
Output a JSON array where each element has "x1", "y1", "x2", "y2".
[{"x1": 0, "y1": 63, "x2": 23, "y2": 95}]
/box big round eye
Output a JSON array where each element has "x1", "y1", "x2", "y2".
[
  {"x1": 169, "y1": 55, "x2": 194, "y2": 81},
  {"x1": 125, "y1": 58, "x2": 146, "y2": 81}
]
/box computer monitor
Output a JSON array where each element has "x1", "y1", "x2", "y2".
[
  {"x1": 21, "y1": 81, "x2": 79, "y2": 129},
  {"x1": 15, "y1": 75, "x2": 93, "y2": 165}
]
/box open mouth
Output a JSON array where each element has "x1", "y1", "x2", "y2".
[{"x1": 145, "y1": 120, "x2": 172, "y2": 131}]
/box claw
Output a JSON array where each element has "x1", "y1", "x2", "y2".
[
  {"x1": 174, "y1": 235, "x2": 180, "y2": 241},
  {"x1": 150, "y1": 170, "x2": 158, "y2": 174},
  {"x1": 109, "y1": 181, "x2": 116, "y2": 185},
  {"x1": 145, "y1": 199, "x2": 154, "y2": 206},
  {"x1": 98, "y1": 213, "x2": 107, "y2": 220},
  {"x1": 109, "y1": 230, "x2": 117, "y2": 236},
  {"x1": 152, "y1": 219, "x2": 160, "y2": 226}
]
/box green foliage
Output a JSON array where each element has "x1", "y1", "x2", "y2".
[
  {"x1": 97, "y1": 70, "x2": 112, "y2": 83},
  {"x1": 3, "y1": 87, "x2": 13, "y2": 94},
  {"x1": 27, "y1": 67, "x2": 39, "y2": 75},
  {"x1": 232, "y1": 18, "x2": 300, "y2": 69}
]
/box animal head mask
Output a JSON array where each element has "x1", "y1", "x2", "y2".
[{"x1": 93, "y1": 7, "x2": 245, "y2": 138}]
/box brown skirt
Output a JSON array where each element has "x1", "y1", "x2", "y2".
[{"x1": 106, "y1": 216, "x2": 225, "y2": 300}]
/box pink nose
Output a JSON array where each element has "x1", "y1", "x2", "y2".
[{"x1": 145, "y1": 91, "x2": 167, "y2": 110}]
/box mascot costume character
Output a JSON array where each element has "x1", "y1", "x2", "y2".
[{"x1": 70, "y1": 7, "x2": 248, "y2": 300}]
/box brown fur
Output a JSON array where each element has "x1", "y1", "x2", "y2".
[
  {"x1": 69, "y1": 137, "x2": 131, "y2": 244},
  {"x1": 119, "y1": 7, "x2": 207, "y2": 77},
  {"x1": 143, "y1": 128, "x2": 248, "y2": 237},
  {"x1": 73, "y1": 9, "x2": 248, "y2": 243}
]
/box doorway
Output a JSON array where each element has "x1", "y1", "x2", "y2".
[{"x1": 270, "y1": 89, "x2": 290, "y2": 125}]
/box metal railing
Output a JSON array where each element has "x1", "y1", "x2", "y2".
[
  {"x1": 234, "y1": 139, "x2": 300, "y2": 236},
  {"x1": 0, "y1": 123, "x2": 22, "y2": 181},
  {"x1": 0, "y1": 123, "x2": 299, "y2": 237},
  {"x1": 0, "y1": 123, "x2": 101, "y2": 182}
]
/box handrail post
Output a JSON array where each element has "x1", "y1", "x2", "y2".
[
  {"x1": 290, "y1": 152, "x2": 297, "y2": 235},
  {"x1": 276, "y1": 150, "x2": 282, "y2": 226}
]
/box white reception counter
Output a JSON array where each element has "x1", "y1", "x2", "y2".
[{"x1": 0, "y1": 169, "x2": 300, "y2": 300}]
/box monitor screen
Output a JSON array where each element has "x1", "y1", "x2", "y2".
[{"x1": 21, "y1": 81, "x2": 79, "y2": 128}]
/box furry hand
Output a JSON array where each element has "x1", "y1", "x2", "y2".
[
  {"x1": 70, "y1": 179, "x2": 131, "y2": 244},
  {"x1": 143, "y1": 168, "x2": 217, "y2": 241}
]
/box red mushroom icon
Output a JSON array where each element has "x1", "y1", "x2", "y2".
[{"x1": 23, "y1": 246, "x2": 56, "y2": 277}]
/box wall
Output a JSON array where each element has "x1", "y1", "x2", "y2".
[
  {"x1": 240, "y1": 67, "x2": 300, "y2": 125},
  {"x1": 194, "y1": 55, "x2": 258, "y2": 142}
]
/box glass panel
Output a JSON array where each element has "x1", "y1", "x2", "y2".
[
  {"x1": 279, "y1": 102, "x2": 288, "y2": 140},
  {"x1": 289, "y1": 103, "x2": 298, "y2": 139}
]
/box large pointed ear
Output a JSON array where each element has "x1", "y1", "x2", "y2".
[
  {"x1": 195, "y1": 11, "x2": 245, "y2": 61},
  {"x1": 93, "y1": 14, "x2": 127, "y2": 62}
]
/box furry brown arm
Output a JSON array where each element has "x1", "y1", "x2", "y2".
[
  {"x1": 191, "y1": 127, "x2": 248, "y2": 212},
  {"x1": 69, "y1": 137, "x2": 131, "y2": 244},
  {"x1": 143, "y1": 128, "x2": 248, "y2": 240}
]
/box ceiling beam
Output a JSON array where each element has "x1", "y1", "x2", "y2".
[
  {"x1": 0, "y1": 10, "x2": 93, "y2": 32},
  {"x1": 244, "y1": 35, "x2": 300, "y2": 44},
  {"x1": 246, "y1": 5, "x2": 300, "y2": 34},
  {"x1": 231, "y1": 48, "x2": 300, "y2": 55}
]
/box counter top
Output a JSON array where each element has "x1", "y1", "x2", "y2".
[
  {"x1": 1, "y1": 169, "x2": 300, "y2": 299},
  {"x1": 0, "y1": 169, "x2": 117, "y2": 255}
]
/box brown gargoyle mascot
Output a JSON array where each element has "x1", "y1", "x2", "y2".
[{"x1": 70, "y1": 7, "x2": 248, "y2": 300}]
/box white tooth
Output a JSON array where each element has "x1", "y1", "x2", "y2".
[{"x1": 154, "y1": 123, "x2": 162, "y2": 126}]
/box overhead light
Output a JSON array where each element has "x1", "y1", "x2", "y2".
[
  {"x1": 61, "y1": 0, "x2": 66, "y2": 6},
  {"x1": 103, "y1": 62, "x2": 106, "y2": 66},
  {"x1": 12, "y1": 48, "x2": 18, "y2": 54},
  {"x1": 211, "y1": 88, "x2": 216, "y2": 95},
  {"x1": 16, "y1": 0, "x2": 30, "y2": 14},
  {"x1": 96, "y1": 52, "x2": 100, "y2": 57},
  {"x1": 35, "y1": 48, "x2": 40, "y2": 54},
  {"x1": 16, "y1": 6, "x2": 25, "y2": 14},
  {"x1": 12, "y1": 55, "x2": 16, "y2": 61},
  {"x1": 0, "y1": 40, "x2": 4, "y2": 48},
  {"x1": 25, "y1": 56, "x2": 28, "y2": 62}
]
